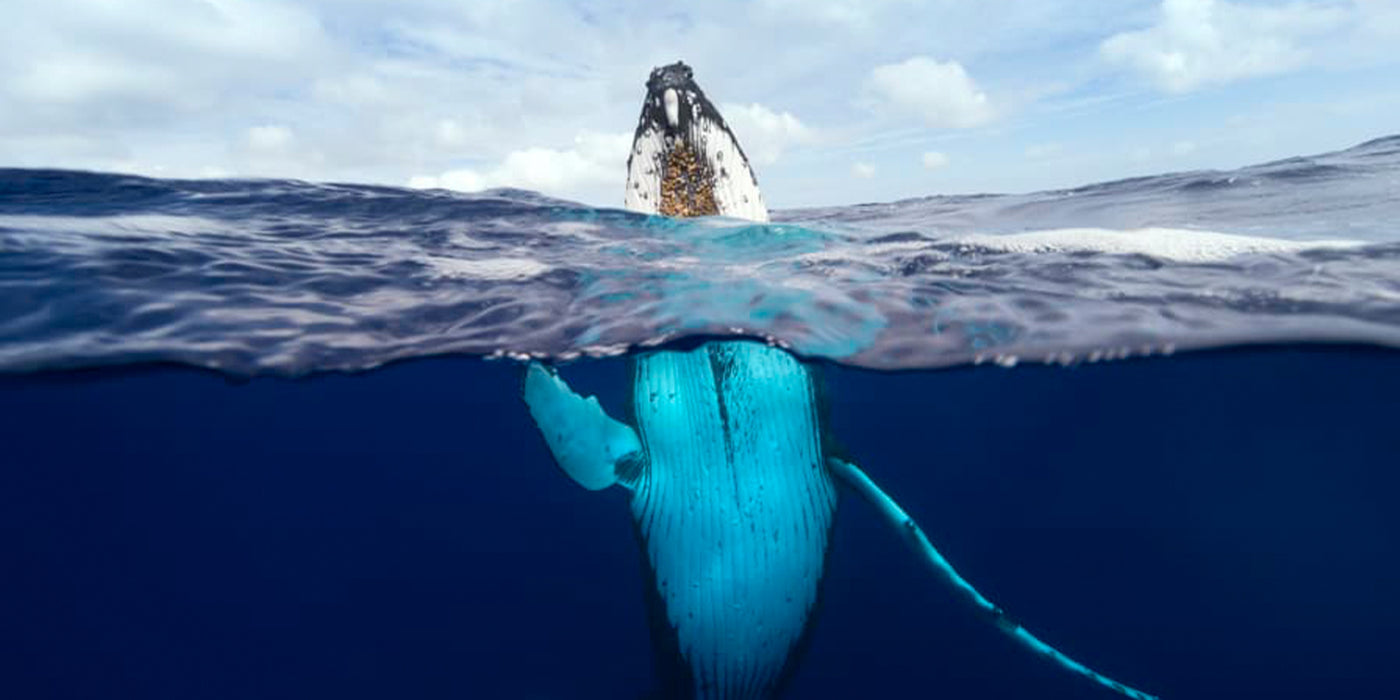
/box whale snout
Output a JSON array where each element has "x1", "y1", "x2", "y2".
[
  {"x1": 646, "y1": 62, "x2": 697, "y2": 133},
  {"x1": 647, "y1": 61, "x2": 694, "y2": 94}
]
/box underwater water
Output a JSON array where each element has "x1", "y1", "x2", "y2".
[{"x1": 2, "y1": 136, "x2": 1399, "y2": 699}]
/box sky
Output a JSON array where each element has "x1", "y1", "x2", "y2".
[{"x1": 2, "y1": 0, "x2": 1397, "y2": 209}]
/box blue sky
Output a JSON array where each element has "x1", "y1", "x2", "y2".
[{"x1": 2, "y1": 0, "x2": 1397, "y2": 208}]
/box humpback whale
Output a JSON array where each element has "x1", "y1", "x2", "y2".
[{"x1": 523, "y1": 62, "x2": 1157, "y2": 700}]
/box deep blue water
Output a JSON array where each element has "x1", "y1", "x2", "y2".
[
  {"x1": 2, "y1": 136, "x2": 1400, "y2": 699},
  {"x1": 3, "y1": 349, "x2": 1399, "y2": 699}
]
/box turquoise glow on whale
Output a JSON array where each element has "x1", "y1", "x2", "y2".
[{"x1": 522, "y1": 61, "x2": 1156, "y2": 700}]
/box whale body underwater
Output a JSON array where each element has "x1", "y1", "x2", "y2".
[{"x1": 522, "y1": 62, "x2": 1157, "y2": 700}]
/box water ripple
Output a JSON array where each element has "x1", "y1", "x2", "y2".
[{"x1": 1, "y1": 136, "x2": 1398, "y2": 376}]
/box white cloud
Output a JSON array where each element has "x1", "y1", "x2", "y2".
[
  {"x1": 433, "y1": 119, "x2": 477, "y2": 149},
  {"x1": 247, "y1": 125, "x2": 294, "y2": 153},
  {"x1": 867, "y1": 56, "x2": 994, "y2": 128},
  {"x1": 1356, "y1": 0, "x2": 1400, "y2": 38},
  {"x1": 1172, "y1": 139, "x2": 1197, "y2": 156},
  {"x1": 0, "y1": 1, "x2": 1394, "y2": 208},
  {"x1": 5, "y1": 0, "x2": 330, "y2": 110},
  {"x1": 1101, "y1": 0, "x2": 1348, "y2": 93},
  {"x1": 921, "y1": 151, "x2": 949, "y2": 169},
  {"x1": 720, "y1": 102, "x2": 816, "y2": 165},
  {"x1": 758, "y1": 0, "x2": 877, "y2": 28},
  {"x1": 851, "y1": 162, "x2": 876, "y2": 178},
  {"x1": 409, "y1": 131, "x2": 631, "y2": 201}
]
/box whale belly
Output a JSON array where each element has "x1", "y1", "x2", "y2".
[{"x1": 629, "y1": 341, "x2": 837, "y2": 699}]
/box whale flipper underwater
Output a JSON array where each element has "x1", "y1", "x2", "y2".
[{"x1": 522, "y1": 62, "x2": 1158, "y2": 700}]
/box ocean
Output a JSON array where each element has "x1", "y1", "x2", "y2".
[{"x1": 2, "y1": 135, "x2": 1398, "y2": 699}]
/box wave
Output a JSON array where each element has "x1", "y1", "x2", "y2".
[{"x1": 2, "y1": 136, "x2": 1398, "y2": 376}]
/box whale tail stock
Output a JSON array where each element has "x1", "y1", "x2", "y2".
[{"x1": 827, "y1": 458, "x2": 1159, "y2": 700}]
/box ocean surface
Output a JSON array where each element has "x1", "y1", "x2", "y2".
[{"x1": 2, "y1": 135, "x2": 1399, "y2": 699}]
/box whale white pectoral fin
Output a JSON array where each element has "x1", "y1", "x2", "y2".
[
  {"x1": 826, "y1": 457, "x2": 1159, "y2": 700},
  {"x1": 523, "y1": 362, "x2": 643, "y2": 491}
]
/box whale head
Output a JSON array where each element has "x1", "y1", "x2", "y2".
[{"x1": 625, "y1": 61, "x2": 769, "y2": 222}]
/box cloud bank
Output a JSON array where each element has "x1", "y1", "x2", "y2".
[
  {"x1": 0, "y1": 0, "x2": 1394, "y2": 206},
  {"x1": 867, "y1": 56, "x2": 995, "y2": 128},
  {"x1": 1101, "y1": 0, "x2": 1347, "y2": 93}
]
